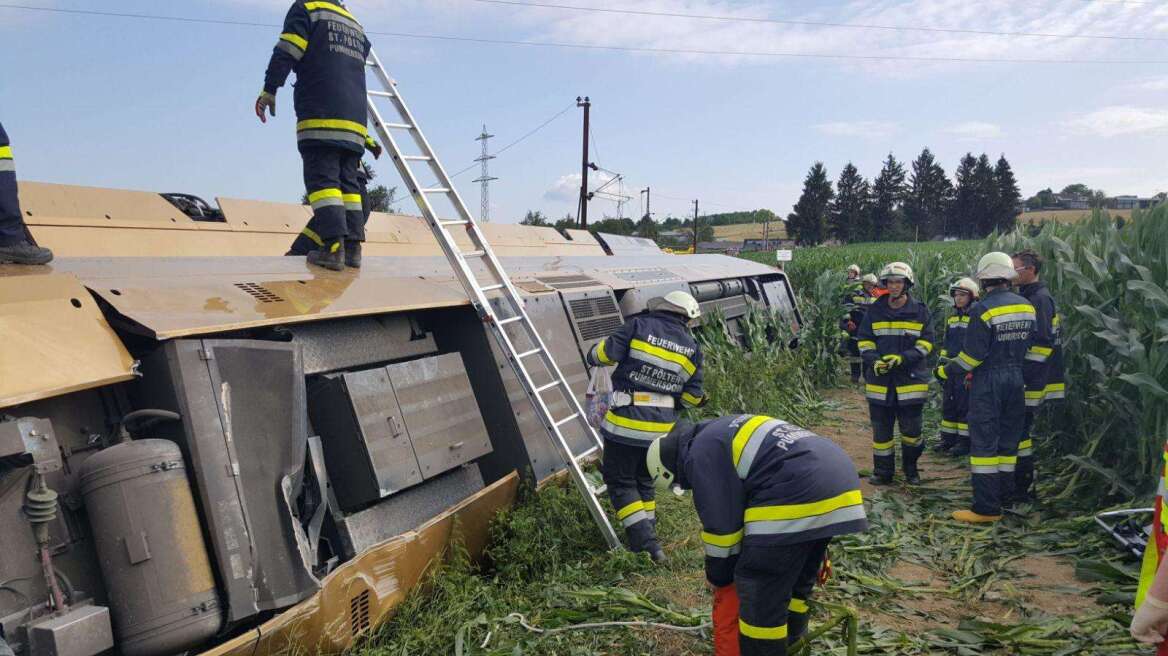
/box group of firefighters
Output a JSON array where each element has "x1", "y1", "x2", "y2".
[{"x1": 839, "y1": 253, "x2": 1064, "y2": 522}]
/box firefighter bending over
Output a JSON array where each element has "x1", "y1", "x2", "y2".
[
  {"x1": 256, "y1": 0, "x2": 382, "y2": 271},
  {"x1": 646, "y1": 415, "x2": 868, "y2": 655},
  {"x1": 586, "y1": 291, "x2": 707, "y2": 561}
]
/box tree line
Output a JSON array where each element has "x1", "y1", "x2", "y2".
[{"x1": 787, "y1": 149, "x2": 1021, "y2": 245}]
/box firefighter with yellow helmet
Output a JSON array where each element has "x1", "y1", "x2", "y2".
[{"x1": 855, "y1": 262, "x2": 934, "y2": 485}]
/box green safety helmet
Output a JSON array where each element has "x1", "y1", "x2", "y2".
[
  {"x1": 646, "y1": 423, "x2": 694, "y2": 492},
  {"x1": 975, "y1": 252, "x2": 1017, "y2": 282}
]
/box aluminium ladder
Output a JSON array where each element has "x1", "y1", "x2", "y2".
[{"x1": 364, "y1": 48, "x2": 621, "y2": 550}]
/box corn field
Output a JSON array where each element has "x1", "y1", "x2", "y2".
[{"x1": 992, "y1": 206, "x2": 1168, "y2": 502}]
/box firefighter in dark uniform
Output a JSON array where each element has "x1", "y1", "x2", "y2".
[
  {"x1": 839, "y1": 265, "x2": 865, "y2": 384},
  {"x1": 1012, "y1": 249, "x2": 1065, "y2": 503},
  {"x1": 645, "y1": 415, "x2": 868, "y2": 655},
  {"x1": 856, "y1": 262, "x2": 935, "y2": 486},
  {"x1": 0, "y1": 123, "x2": 53, "y2": 265},
  {"x1": 936, "y1": 277, "x2": 978, "y2": 454},
  {"x1": 586, "y1": 291, "x2": 707, "y2": 561},
  {"x1": 938, "y1": 252, "x2": 1035, "y2": 523},
  {"x1": 256, "y1": 0, "x2": 376, "y2": 271}
]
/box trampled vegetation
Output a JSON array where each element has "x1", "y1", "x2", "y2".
[{"x1": 358, "y1": 207, "x2": 1167, "y2": 655}]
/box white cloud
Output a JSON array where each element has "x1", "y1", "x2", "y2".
[
  {"x1": 1137, "y1": 76, "x2": 1168, "y2": 92},
  {"x1": 944, "y1": 121, "x2": 1003, "y2": 140},
  {"x1": 1063, "y1": 106, "x2": 1168, "y2": 137},
  {"x1": 544, "y1": 173, "x2": 581, "y2": 203},
  {"x1": 814, "y1": 121, "x2": 899, "y2": 139}
]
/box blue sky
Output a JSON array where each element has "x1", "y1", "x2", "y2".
[{"x1": 2, "y1": 0, "x2": 1167, "y2": 224}]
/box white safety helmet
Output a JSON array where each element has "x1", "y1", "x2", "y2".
[
  {"x1": 645, "y1": 437, "x2": 675, "y2": 492},
  {"x1": 648, "y1": 290, "x2": 701, "y2": 320},
  {"x1": 879, "y1": 261, "x2": 915, "y2": 288},
  {"x1": 975, "y1": 252, "x2": 1017, "y2": 282},
  {"x1": 860, "y1": 273, "x2": 879, "y2": 286},
  {"x1": 846, "y1": 264, "x2": 861, "y2": 277},
  {"x1": 949, "y1": 277, "x2": 980, "y2": 299}
]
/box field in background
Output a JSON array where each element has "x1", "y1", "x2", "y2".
[
  {"x1": 1018, "y1": 208, "x2": 1132, "y2": 224},
  {"x1": 712, "y1": 222, "x2": 788, "y2": 241}
]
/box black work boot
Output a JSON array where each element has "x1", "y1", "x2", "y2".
[
  {"x1": 0, "y1": 240, "x2": 53, "y2": 265},
  {"x1": 307, "y1": 240, "x2": 345, "y2": 271},
  {"x1": 345, "y1": 240, "x2": 362, "y2": 268},
  {"x1": 869, "y1": 473, "x2": 893, "y2": 486}
]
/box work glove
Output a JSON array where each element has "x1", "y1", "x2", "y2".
[
  {"x1": 365, "y1": 137, "x2": 383, "y2": 160},
  {"x1": 934, "y1": 365, "x2": 948, "y2": 382},
  {"x1": 881, "y1": 353, "x2": 904, "y2": 368},
  {"x1": 1131, "y1": 595, "x2": 1168, "y2": 644},
  {"x1": 872, "y1": 360, "x2": 890, "y2": 375},
  {"x1": 255, "y1": 91, "x2": 276, "y2": 123}
]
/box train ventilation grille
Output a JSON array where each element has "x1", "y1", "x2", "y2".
[
  {"x1": 569, "y1": 297, "x2": 623, "y2": 341},
  {"x1": 234, "y1": 282, "x2": 285, "y2": 303},
  {"x1": 350, "y1": 590, "x2": 371, "y2": 636}
]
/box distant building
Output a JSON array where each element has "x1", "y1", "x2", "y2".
[
  {"x1": 1056, "y1": 194, "x2": 1089, "y2": 210},
  {"x1": 742, "y1": 238, "x2": 794, "y2": 251},
  {"x1": 1111, "y1": 195, "x2": 1163, "y2": 210},
  {"x1": 696, "y1": 241, "x2": 741, "y2": 255}
]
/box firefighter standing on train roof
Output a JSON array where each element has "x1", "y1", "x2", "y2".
[
  {"x1": 645, "y1": 416, "x2": 868, "y2": 656},
  {"x1": 856, "y1": 262, "x2": 935, "y2": 486},
  {"x1": 1012, "y1": 249, "x2": 1065, "y2": 504},
  {"x1": 936, "y1": 277, "x2": 979, "y2": 455},
  {"x1": 586, "y1": 291, "x2": 707, "y2": 561},
  {"x1": 938, "y1": 252, "x2": 1035, "y2": 523},
  {"x1": 0, "y1": 122, "x2": 53, "y2": 265},
  {"x1": 840, "y1": 265, "x2": 867, "y2": 384},
  {"x1": 255, "y1": 0, "x2": 383, "y2": 271}
]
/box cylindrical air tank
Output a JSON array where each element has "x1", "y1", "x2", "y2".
[{"x1": 80, "y1": 439, "x2": 223, "y2": 656}]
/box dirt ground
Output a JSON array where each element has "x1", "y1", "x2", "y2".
[{"x1": 806, "y1": 386, "x2": 1098, "y2": 635}]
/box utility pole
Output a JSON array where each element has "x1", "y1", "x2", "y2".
[
  {"x1": 473, "y1": 124, "x2": 497, "y2": 223},
  {"x1": 692, "y1": 199, "x2": 699, "y2": 253},
  {"x1": 640, "y1": 187, "x2": 651, "y2": 220},
  {"x1": 577, "y1": 96, "x2": 591, "y2": 229}
]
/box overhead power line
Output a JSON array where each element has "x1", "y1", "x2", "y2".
[
  {"x1": 2, "y1": 3, "x2": 1167, "y2": 64},
  {"x1": 468, "y1": 0, "x2": 1168, "y2": 43},
  {"x1": 450, "y1": 102, "x2": 577, "y2": 177}
]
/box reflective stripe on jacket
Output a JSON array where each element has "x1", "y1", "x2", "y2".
[
  {"x1": 586, "y1": 310, "x2": 705, "y2": 446},
  {"x1": 943, "y1": 287, "x2": 1035, "y2": 379},
  {"x1": 263, "y1": 1, "x2": 371, "y2": 153},
  {"x1": 1138, "y1": 442, "x2": 1168, "y2": 608},
  {"x1": 1018, "y1": 281, "x2": 1066, "y2": 408},
  {"x1": 680, "y1": 415, "x2": 868, "y2": 586},
  {"x1": 856, "y1": 294, "x2": 934, "y2": 406}
]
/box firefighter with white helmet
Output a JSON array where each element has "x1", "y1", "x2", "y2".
[
  {"x1": 938, "y1": 252, "x2": 1035, "y2": 523},
  {"x1": 840, "y1": 267, "x2": 870, "y2": 384},
  {"x1": 856, "y1": 262, "x2": 935, "y2": 485},
  {"x1": 936, "y1": 277, "x2": 979, "y2": 455},
  {"x1": 586, "y1": 290, "x2": 707, "y2": 560}
]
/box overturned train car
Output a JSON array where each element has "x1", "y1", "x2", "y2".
[{"x1": 0, "y1": 182, "x2": 798, "y2": 656}]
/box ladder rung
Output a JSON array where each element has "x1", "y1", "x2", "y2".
[
  {"x1": 402, "y1": 155, "x2": 433, "y2": 161},
  {"x1": 577, "y1": 445, "x2": 600, "y2": 461},
  {"x1": 516, "y1": 348, "x2": 542, "y2": 358},
  {"x1": 553, "y1": 412, "x2": 579, "y2": 427},
  {"x1": 439, "y1": 219, "x2": 469, "y2": 226},
  {"x1": 463, "y1": 250, "x2": 486, "y2": 258},
  {"x1": 369, "y1": 90, "x2": 396, "y2": 98},
  {"x1": 481, "y1": 283, "x2": 505, "y2": 292},
  {"x1": 421, "y1": 187, "x2": 451, "y2": 194},
  {"x1": 382, "y1": 122, "x2": 414, "y2": 130},
  {"x1": 497, "y1": 315, "x2": 523, "y2": 326},
  {"x1": 535, "y1": 381, "x2": 560, "y2": 394}
]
